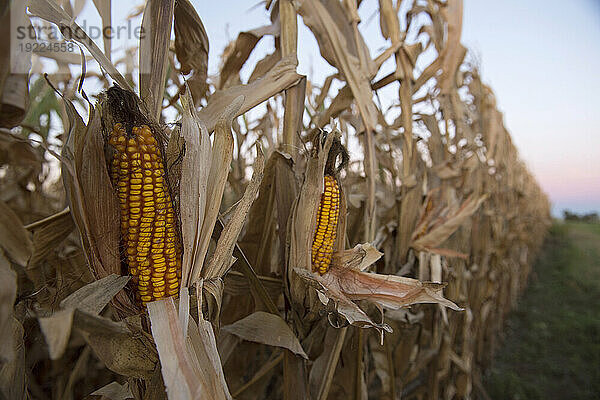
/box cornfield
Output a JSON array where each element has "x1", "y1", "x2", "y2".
[{"x1": 0, "y1": 0, "x2": 551, "y2": 399}]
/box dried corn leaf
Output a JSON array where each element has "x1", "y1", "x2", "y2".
[
  {"x1": 189, "y1": 95, "x2": 243, "y2": 284},
  {"x1": 223, "y1": 272, "x2": 282, "y2": 298},
  {"x1": 78, "y1": 311, "x2": 157, "y2": 379},
  {"x1": 296, "y1": 241, "x2": 461, "y2": 333},
  {"x1": 148, "y1": 297, "x2": 231, "y2": 400},
  {"x1": 294, "y1": 267, "x2": 388, "y2": 332},
  {"x1": 174, "y1": 0, "x2": 209, "y2": 102},
  {"x1": 412, "y1": 194, "x2": 487, "y2": 252},
  {"x1": 222, "y1": 311, "x2": 307, "y2": 358},
  {"x1": 0, "y1": 129, "x2": 41, "y2": 167},
  {"x1": 219, "y1": 23, "x2": 279, "y2": 89},
  {"x1": 27, "y1": 0, "x2": 131, "y2": 90},
  {"x1": 237, "y1": 152, "x2": 281, "y2": 275},
  {"x1": 298, "y1": 0, "x2": 377, "y2": 133},
  {"x1": 38, "y1": 309, "x2": 74, "y2": 360},
  {"x1": 432, "y1": 162, "x2": 462, "y2": 179},
  {"x1": 421, "y1": 113, "x2": 446, "y2": 164},
  {"x1": 90, "y1": 381, "x2": 134, "y2": 400},
  {"x1": 92, "y1": 0, "x2": 112, "y2": 60},
  {"x1": 0, "y1": 317, "x2": 26, "y2": 400},
  {"x1": 308, "y1": 326, "x2": 347, "y2": 400},
  {"x1": 28, "y1": 209, "x2": 74, "y2": 270},
  {"x1": 315, "y1": 85, "x2": 353, "y2": 129},
  {"x1": 139, "y1": 0, "x2": 175, "y2": 120},
  {"x1": 198, "y1": 54, "x2": 302, "y2": 134},
  {"x1": 38, "y1": 274, "x2": 129, "y2": 359},
  {"x1": 328, "y1": 249, "x2": 461, "y2": 311},
  {"x1": 1, "y1": 0, "x2": 30, "y2": 128},
  {"x1": 61, "y1": 274, "x2": 130, "y2": 314},
  {"x1": 248, "y1": 49, "x2": 282, "y2": 83},
  {"x1": 0, "y1": 252, "x2": 17, "y2": 362},
  {"x1": 188, "y1": 315, "x2": 232, "y2": 399},
  {"x1": 60, "y1": 98, "x2": 123, "y2": 287},
  {"x1": 438, "y1": 0, "x2": 466, "y2": 94},
  {"x1": 204, "y1": 144, "x2": 264, "y2": 279},
  {"x1": 0, "y1": 200, "x2": 32, "y2": 267},
  {"x1": 178, "y1": 89, "x2": 212, "y2": 287}
]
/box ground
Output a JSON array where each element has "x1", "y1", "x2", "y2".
[{"x1": 484, "y1": 221, "x2": 600, "y2": 399}]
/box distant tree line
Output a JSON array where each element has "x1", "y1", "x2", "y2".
[{"x1": 563, "y1": 210, "x2": 599, "y2": 223}]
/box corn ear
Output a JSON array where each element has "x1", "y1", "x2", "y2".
[
  {"x1": 311, "y1": 175, "x2": 340, "y2": 275},
  {"x1": 108, "y1": 123, "x2": 182, "y2": 304}
]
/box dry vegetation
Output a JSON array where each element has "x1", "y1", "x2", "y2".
[{"x1": 0, "y1": 0, "x2": 551, "y2": 399}]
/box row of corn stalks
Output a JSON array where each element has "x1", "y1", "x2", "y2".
[{"x1": 0, "y1": 0, "x2": 551, "y2": 399}]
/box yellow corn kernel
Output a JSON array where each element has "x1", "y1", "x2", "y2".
[
  {"x1": 108, "y1": 123, "x2": 182, "y2": 305},
  {"x1": 311, "y1": 175, "x2": 340, "y2": 275}
]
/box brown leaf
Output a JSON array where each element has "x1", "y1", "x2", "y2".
[
  {"x1": 28, "y1": 209, "x2": 74, "y2": 271},
  {"x1": 90, "y1": 381, "x2": 134, "y2": 400},
  {"x1": 177, "y1": 89, "x2": 212, "y2": 286},
  {"x1": 148, "y1": 297, "x2": 231, "y2": 399},
  {"x1": 248, "y1": 49, "x2": 282, "y2": 83},
  {"x1": 204, "y1": 144, "x2": 265, "y2": 279},
  {"x1": 174, "y1": 0, "x2": 209, "y2": 102},
  {"x1": 294, "y1": 242, "x2": 462, "y2": 333},
  {"x1": 0, "y1": 200, "x2": 32, "y2": 267},
  {"x1": 222, "y1": 312, "x2": 307, "y2": 358},
  {"x1": 309, "y1": 326, "x2": 349, "y2": 400},
  {"x1": 0, "y1": 252, "x2": 17, "y2": 362},
  {"x1": 61, "y1": 274, "x2": 130, "y2": 315},
  {"x1": 198, "y1": 54, "x2": 302, "y2": 134},
  {"x1": 27, "y1": 0, "x2": 131, "y2": 90},
  {"x1": 79, "y1": 312, "x2": 157, "y2": 379},
  {"x1": 412, "y1": 194, "x2": 487, "y2": 251},
  {"x1": 0, "y1": 317, "x2": 26, "y2": 400},
  {"x1": 0, "y1": 0, "x2": 30, "y2": 128},
  {"x1": 219, "y1": 22, "x2": 279, "y2": 89},
  {"x1": 139, "y1": 0, "x2": 175, "y2": 120},
  {"x1": 91, "y1": 0, "x2": 112, "y2": 59},
  {"x1": 237, "y1": 152, "x2": 282, "y2": 275},
  {"x1": 298, "y1": 0, "x2": 377, "y2": 133},
  {"x1": 188, "y1": 95, "x2": 243, "y2": 285},
  {"x1": 38, "y1": 309, "x2": 74, "y2": 360},
  {"x1": 38, "y1": 274, "x2": 130, "y2": 360}
]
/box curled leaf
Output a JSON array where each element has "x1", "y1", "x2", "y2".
[
  {"x1": 412, "y1": 194, "x2": 488, "y2": 252},
  {"x1": 293, "y1": 243, "x2": 461, "y2": 332}
]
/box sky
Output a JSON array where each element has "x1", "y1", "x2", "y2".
[
  {"x1": 461, "y1": 0, "x2": 600, "y2": 215},
  {"x1": 74, "y1": 0, "x2": 600, "y2": 216}
]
